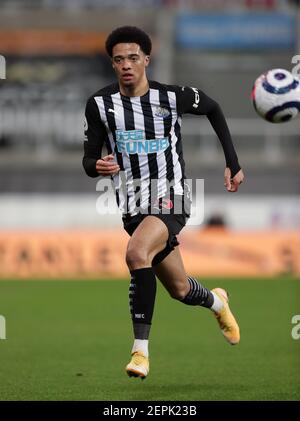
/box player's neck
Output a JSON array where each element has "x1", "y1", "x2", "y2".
[{"x1": 119, "y1": 77, "x2": 149, "y2": 98}]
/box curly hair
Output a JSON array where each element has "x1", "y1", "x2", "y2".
[{"x1": 105, "y1": 26, "x2": 152, "y2": 57}]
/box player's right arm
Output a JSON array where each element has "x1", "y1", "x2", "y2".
[
  {"x1": 82, "y1": 97, "x2": 119, "y2": 177},
  {"x1": 176, "y1": 86, "x2": 244, "y2": 192}
]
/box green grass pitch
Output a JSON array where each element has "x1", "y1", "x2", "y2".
[{"x1": 0, "y1": 278, "x2": 299, "y2": 401}]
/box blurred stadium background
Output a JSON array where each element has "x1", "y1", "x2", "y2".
[{"x1": 0, "y1": 0, "x2": 299, "y2": 401}]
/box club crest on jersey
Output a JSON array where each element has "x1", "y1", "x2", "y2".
[
  {"x1": 153, "y1": 198, "x2": 174, "y2": 212},
  {"x1": 154, "y1": 106, "x2": 170, "y2": 118}
]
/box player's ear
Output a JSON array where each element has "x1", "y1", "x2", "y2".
[{"x1": 145, "y1": 55, "x2": 150, "y2": 67}]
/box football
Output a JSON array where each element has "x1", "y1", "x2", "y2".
[{"x1": 251, "y1": 68, "x2": 300, "y2": 123}]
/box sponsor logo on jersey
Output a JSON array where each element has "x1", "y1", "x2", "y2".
[
  {"x1": 154, "y1": 106, "x2": 170, "y2": 118},
  {"x1": 116, "y1": 130, "x2": 169, "y2": 155}
]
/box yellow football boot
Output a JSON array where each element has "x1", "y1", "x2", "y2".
[
  {"x1": 212, "y1": 288, "x2": 240, "y2": 345},
  {"x1": 126, "y1": 351, "x2": 149, "y2": 379}
]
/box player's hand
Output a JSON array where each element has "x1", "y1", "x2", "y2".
[
  {"x1": 224, "y1": 168, "x2": 244, "y2": 192},
  {"x1": 96, "y1": 154, "x2": 120, "y2": 176}
]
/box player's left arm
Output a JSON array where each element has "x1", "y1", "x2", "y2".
[{"x1": 176, "y1": 86, "x2": 244, "y2": 192}]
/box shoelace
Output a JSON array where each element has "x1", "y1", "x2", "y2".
[{"x1": 132, "y1": 353, "x2": 147, "y2": 365}]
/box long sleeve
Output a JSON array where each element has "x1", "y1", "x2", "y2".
[
  {"x1": 82, "y1": 96, "x2": 107, "y2": 178},
  {"x1": 176, "y1": 86, "x2": 241, "y2": 177}
]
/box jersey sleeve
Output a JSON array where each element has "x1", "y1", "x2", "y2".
[
  {"x1": 82, "y1": 96, "x2": 106, "y2": 178},
  {"x1": 176, "y1": 86, "x2": 241, "y2": 177}
]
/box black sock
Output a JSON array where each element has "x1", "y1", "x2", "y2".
[
  {"x1": 129, "y1": 267, "x2": 157, "y2": 340},
  {"x1": 181, "y1": 276, "x2": 214, "y2": 308}
]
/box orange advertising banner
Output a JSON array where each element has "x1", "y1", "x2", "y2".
[
  {"x1": 0, "y1": 30, "x2": 107, "y2": 55},
  {"x1": 0, "y1": 229, "x2": 299, "y2": 279}
]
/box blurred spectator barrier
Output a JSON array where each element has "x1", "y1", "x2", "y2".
[{"x1": 0, "y1": 0, "x2": 283, "y2": 11}]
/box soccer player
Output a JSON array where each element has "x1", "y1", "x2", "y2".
[{"x1": 83, "y1": 26, "x2": 244, "y2": 379}]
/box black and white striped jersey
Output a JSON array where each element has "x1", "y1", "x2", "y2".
[{"x1": 83, "y1": 80, "x2": 240, "y2": 216}]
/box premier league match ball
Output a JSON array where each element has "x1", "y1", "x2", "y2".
[{"x1": 251, "y1": 68, "x2": 300, "y2": 123}]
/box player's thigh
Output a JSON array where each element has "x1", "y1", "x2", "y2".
[
  {"x1": 127, "y1": 215, "x2": 169, "y2": 259},
  {"x1": 153, "y1": 247, "x2": 188, "y2": 297}
]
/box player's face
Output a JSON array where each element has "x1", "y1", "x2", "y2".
[{"x1": 112, "y1": 43, "x2": 149, "y2": 88}]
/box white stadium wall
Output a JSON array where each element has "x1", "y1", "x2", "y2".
[{"x1": 0, "y1": 194, "x2": 299, "y2": 231}]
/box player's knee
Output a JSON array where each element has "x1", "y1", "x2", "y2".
[{"x1": 126, "y1": 247, "x2": 149, "y2": 270}]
